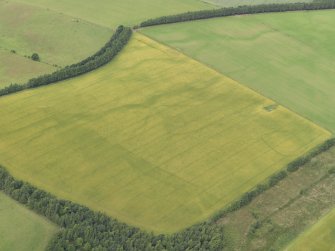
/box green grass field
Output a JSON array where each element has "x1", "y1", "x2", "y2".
[
  {"x1": 0, "y1": 192, "x2": 57, "y2": 251},
  {"x1": 13, "y1": 0, "x2": 213, "y2": 28},
  {"x1": 203, "y1": 0, "x2": 311, "y2": 7},
  {"x1": 0, "y1": 0, "x2": 112, "y2": 87},
  {"x1": 0, "y1": 33, "x2": 329, "y2": 233},
  {"x1": 142, "y1": 10, "x2": 335, "y2": 133},
  {"x1": 285, "y1": 208, "x2": 335, "y2": 251}
]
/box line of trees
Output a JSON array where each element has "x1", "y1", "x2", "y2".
[
  {"x1": 0, "y1": 166, "x2": 225, "y2": 251},
  {"x1": 139, "y1": 0, "x2": 335, "y2": 27},
  {"x1": 0, "y1": 26, "x2": 132, "y2": 97}
]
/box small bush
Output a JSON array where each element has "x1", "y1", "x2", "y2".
[{"x1": 31, "y1": 53, "x2": 40, "y2": 61}]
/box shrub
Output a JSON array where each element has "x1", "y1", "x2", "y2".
[{"x1": 31, "y1": 53, "x2": 40, "y2": 61}]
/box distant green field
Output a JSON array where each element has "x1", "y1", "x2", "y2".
[
  {"x1": 204, "y1": 0, "x2": 311, "y2": 7},
  {"x1": 0, "y1": 192, "x2": 57, "y2": 251},
  {"x1": 13, "y1": 0, "x2": 213, "y2": 28},
  {"x1": 142, "y1": 10, "x2": 335, "y2": 133},
  {"x1": 0, "y1": 33, "x2": 329, "y2": 233},
  {"x1": 285, "y1": 208, "x2": 335, "y2": 251},
  {"x1": 0, "y1": 0, "x2": 112, "y2": 87}
]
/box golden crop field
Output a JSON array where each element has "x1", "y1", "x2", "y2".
[{"x1": 0, "y1": 33, "x2": 329, "y2": 233}]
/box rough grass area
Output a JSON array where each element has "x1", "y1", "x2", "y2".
[
  {"x1": 0, "y1": 49, "x2": 54, "y2": 88},
  {"x1": 0, "y1": 0, "x2": 112, "y2": 86},
  {"x1": 220, "y1": 146, "x2": 335, "y2": 251},
  {"x1": 285, "y1": 208, "x2": 335, "y2": 251},
  {"x1": 142, "y1": 10, "x2": 335, "y2": 133},
  {"x1": 203, "y1": 0, "x2": 311, "y2": 7},
  {"x1": 0, "y1": 33, "x2": 329, "y2": 233},
  {"x1": 13, "y1": 0, "x2": 213, "y2": 28},
  {"x1": 0, "y1": 192, "x2": 57, "y2": 251}
]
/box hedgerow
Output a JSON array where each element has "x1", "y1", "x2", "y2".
[{"x1": 139, "y1": 0, "x2": 335, "y2": 27}]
